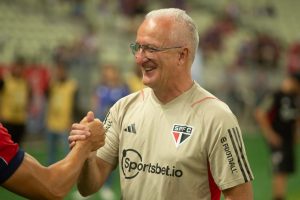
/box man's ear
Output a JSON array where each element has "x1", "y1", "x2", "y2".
[{"x1": 178, "y1": 48, "x2": 189, "y2": 66}]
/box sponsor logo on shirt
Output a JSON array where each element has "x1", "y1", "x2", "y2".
[
  {"x1": 171, "y1": 124, "x2": 193, "y2": 148},
  {"x1": 121, "y1": 149, "x2": 183, "y2": 179}
]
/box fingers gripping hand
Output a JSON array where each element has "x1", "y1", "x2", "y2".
[
  {"x1": 69, "y1": 123, "x2": 91, "y2": 149},
  {"x1": 69, "y1": 111, "x2": 95, "y2": 149},
  {"x1": 87, "y1": 119, "x2": 106, "y2": 151}
]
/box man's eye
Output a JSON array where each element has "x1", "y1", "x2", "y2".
[{"x1": 147, "y1": 47, "x2": 158, "y2": 52}]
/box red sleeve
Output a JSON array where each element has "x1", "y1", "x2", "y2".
[
  {"x1": 0, "y1": 124, "x2": 25, "y2": 184},
  {"x1": 0, "y1": 124, "x2": 19, "y2": 164}
]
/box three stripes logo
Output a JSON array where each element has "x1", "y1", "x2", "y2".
[
  {"x1": 124, "y1": 123, "x2": 136, "y2": 134},
  {"x1": 172, "y1": 124, "x2": 193, "y2": 148},
  {"x1": 221, "y1": 127, "x2": 253, "y2": 182}
]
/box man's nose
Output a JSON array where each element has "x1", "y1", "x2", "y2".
[{"x1": 135, "y1": 51, "x2": 148, "y2": 65}]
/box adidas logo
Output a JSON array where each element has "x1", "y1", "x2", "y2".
[{"x1": 124, "y1": 123, "x2": 136, "y2": 134}]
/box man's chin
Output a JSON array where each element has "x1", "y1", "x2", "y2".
[{"x1": 142, "y1": 79, "x2": 154, "y2": 88}]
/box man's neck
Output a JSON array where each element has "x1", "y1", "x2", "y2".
[{"x1": 153, "y1": 79, "x2": 194, "y2": 104}]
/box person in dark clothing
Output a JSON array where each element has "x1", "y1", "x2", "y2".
[{"x1": 255, "y1": 73, "x2": 300, "y2": 200}]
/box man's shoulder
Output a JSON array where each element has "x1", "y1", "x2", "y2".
[
  {"x1": 191, "y1": 84, "x2": 227, "y2": 110},
  {"x1": 119, "y1": 88, "x2": 151, "y2": 102},
  {"x1": 191, "y1": 84, "x2": 235, "y2": 120},
  {"x1": 112, "y1": 88, "x2": 151, "y2": 109}
]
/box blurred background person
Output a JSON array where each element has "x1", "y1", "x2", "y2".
[
  {"x1": 0, "y1": 56, "x2": 30, "y2": 146},
  {"x1": 72, "y1": 64, "x2": 130, "y2": 200},
  {"x1": 45, "y1": 61, "x2": 79, "y2": 165},
  {"x1": 255, "y1": 73, "x2": 300, "y2": 200},
  {"x1": 71, "y1": 64, "x2": 130, "y2": 200},
  {"x1": 126, "y1": 63, "x2": 144, "y2": 93},
  {"x1": 92, "y1": 64, "x2": 129, "y2": 200},
  {"x1": 92, "y1": 64, "x2": 130, "y2": 121},
  {"x1": 25, "y1": 61, "x2": 50, "y2": 136}
]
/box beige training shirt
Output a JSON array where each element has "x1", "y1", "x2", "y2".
[{"x1": 97, "y1": 82, "x2": 254, "y2": 200}]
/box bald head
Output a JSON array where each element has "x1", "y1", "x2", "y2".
[{"x1": 145, "y1": 8, "x2": 199, "y2": 64}]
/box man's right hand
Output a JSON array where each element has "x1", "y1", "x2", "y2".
[
  {"x1": 87, "y1": 119, "x2": 105, "y2": 151},
  {"x1": 69, "y1": 111, "x2": 105, "y2": 151}
]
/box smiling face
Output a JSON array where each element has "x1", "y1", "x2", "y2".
[{"x1": 135, "y1": 17, "x2": 185, "y2": 91}]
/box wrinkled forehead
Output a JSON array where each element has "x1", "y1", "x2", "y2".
[{"x1": 136, "y1": 18, "x2": 174, "y2": 46}]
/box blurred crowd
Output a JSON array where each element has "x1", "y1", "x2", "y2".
[{"x1": 0, "y1": 0, "x2": 299, "y2": 137}]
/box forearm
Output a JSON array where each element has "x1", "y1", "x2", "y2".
[
  {"x1": 260, "y1": 121, "x2": 275, "y2": 140},
  {"x1": 4, "y1": 141, "x2": 94, "y2": 200},
  {"x1": 255, "y1": 110, "x2": 275, "y2": 138},
  {"x1": 77, "y1": 152, "x2": 104, "y2": 196},
  {"x1": 223, "y1": 182, "x2": 253, "y2": 200},
  {"x1": 40, "y1": 118, "x2": 105, "y2": 198},
  {"x1": 71, "y1": 113, "x2": 110, "y2": 196},
  {"x1": 3, "y1": 153, "x2": 63, "y2": 200},
  {"x1": 46, "y1": 141, "x2": 92, "y2": 197}
]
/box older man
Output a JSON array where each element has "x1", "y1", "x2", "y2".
[{"x1": 70, "y1": 8, "x2": 254, "y2": 199}]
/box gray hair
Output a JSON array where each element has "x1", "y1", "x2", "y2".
[{"x1": 145, "y1": 8, "x2": 199, "y2": 63}]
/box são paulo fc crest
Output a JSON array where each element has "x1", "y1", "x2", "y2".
[{"x1": 172, "y1": 124, "x2": 194, "y2": 148}]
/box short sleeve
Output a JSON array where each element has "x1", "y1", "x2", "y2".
[
  {"x1": 0, "y1": 125, "x2": 25, "y2": 184},
  {"x1": 96, "y1": 107, "x2": 119, "y2": 167},
  {"x1": 207, "y1": 109, "x2": 254, "y2": 190}
]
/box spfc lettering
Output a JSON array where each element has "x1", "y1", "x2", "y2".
[{"x1": 172, "y1": 124, "x2": 193, "y2": 148}]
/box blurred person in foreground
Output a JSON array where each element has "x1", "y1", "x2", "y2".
[
  {"x1": 255, "y1": 73, "x2": 300, "y2": 200},
  {"x1": 0, "y1": 57, "x2": 30, "y2": 145},
  {"x1": 45, "y1": 61, "x2": 79, "y2": 165},
  {"x1": 0, "y1": 112, "x2": 105, "y2": 200},
  {"x1": 70, "y1": 8, "x2": 254, "y2": 199}
]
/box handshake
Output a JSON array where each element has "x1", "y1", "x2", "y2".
[{"x1": 69, "y1": 111, "x2": 106, "y2": 152}]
